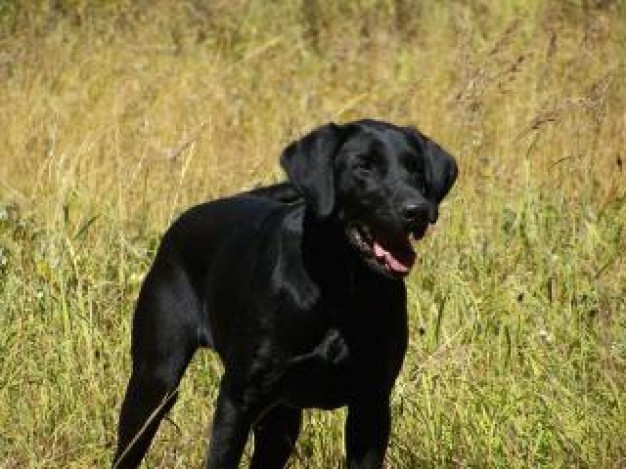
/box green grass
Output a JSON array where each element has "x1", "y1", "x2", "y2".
[{"x1": 1, "y1": 0, "x2": 625, "y2": 467}]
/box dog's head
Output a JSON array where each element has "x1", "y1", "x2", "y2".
[{"x1": 281, "y1": 119, "x2": 458, "y2": 278}]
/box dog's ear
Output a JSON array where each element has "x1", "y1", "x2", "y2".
[
  {"x1": 405, "y1": 127, "x2": 458, "y2": 223},
  {"x1": 280, "y1": 123, "x2": 347, "y2": 218}
]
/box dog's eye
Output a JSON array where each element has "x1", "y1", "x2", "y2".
[
  {"x1": 413, "y1": 168, "x2": 425, "y2": 180},
  {"x1": 409, "y1": 168, "x2": 426, "y2": 190},
  {"x1": 404, "y1": 157, "x2": 422, "y2": 173},
  {"x1": 355, "y1": 155, "x2": 377, "y2": 172},
  {"x1": 403, "y1": 156, "x2": 424, "y2": 176}
]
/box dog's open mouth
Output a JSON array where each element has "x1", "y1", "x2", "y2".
[{"x1": 347, "y1": 222, "x2": 427, "y2": 277}]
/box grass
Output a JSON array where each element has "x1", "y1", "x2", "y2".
[{"x1": 1, "y1": 0, "x2": 625, "y2": 467}]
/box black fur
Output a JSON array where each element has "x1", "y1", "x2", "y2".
[{"x1": 113, "y1": 119, "x2": 458, "y2": 468}]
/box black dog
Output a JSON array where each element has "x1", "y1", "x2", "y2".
[{"x1": 113, "y1": 119, "x2": 457, "y2": 468}]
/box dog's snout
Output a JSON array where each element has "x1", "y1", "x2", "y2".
[{"x1": 401, "y1": 202, "x2": 429, "y2": 224}]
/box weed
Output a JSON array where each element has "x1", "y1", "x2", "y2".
[{"x1": 1, "y1": 1, "x2": 625, "y2": 467}]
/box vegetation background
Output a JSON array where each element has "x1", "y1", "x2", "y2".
[{"x1": 1, "y1": 0, "x2": 625, "y2": 467}]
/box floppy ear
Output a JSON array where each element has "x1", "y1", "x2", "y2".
[
  {"x1": 405, "y1": 127, "x2": 458, "y2": 223},
  {"x1": 280, "y1": 123, "x2": 347, "y2": 218}
]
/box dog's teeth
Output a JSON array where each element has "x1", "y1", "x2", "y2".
[{"x1": 350, "y1": 227, "x2": 364, "y2": 247}]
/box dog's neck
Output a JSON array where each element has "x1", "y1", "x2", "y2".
[{"x1": 298, "y1": 209, "x2": 406, "y2": 353}]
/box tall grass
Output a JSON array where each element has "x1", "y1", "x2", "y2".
[{"x1": 1, "y1": 1, "x2": 625, "y2": 467}]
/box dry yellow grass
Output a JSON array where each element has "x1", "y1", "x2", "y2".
[{"x1": 1, "y1": 1, "x2": 625, "y2": 467}]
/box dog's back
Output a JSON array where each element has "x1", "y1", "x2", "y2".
[{"x1": 141, "y1": 194, "x2": 303, "y2": 353}]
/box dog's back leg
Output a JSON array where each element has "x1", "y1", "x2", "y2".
[{"x1": 113, "y1": 265, "x2": 202, "y2": 468}]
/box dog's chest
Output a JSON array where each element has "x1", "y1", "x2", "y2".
[{"x1": 279, "y1": 329, "x2": 353, "y2": 409}]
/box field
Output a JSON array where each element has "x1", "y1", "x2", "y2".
[{"x1": 1, "y1": 0, "x2": 625, "y2": 467}]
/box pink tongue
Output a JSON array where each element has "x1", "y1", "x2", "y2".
[{"x1": 373, "y1": 240, "x2": 416, "y2": 275}]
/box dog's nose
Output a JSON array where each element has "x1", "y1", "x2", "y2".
[{"x1": 401, "y1": 203, "x2": 429, "y2": 224}]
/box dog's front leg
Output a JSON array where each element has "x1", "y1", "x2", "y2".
[
  {"x1": 345, "y1": 397, "x2": 391, "y2": 469},
  {"x1": 205, "y1": 380, "x2": 254, "y2": 469}
]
